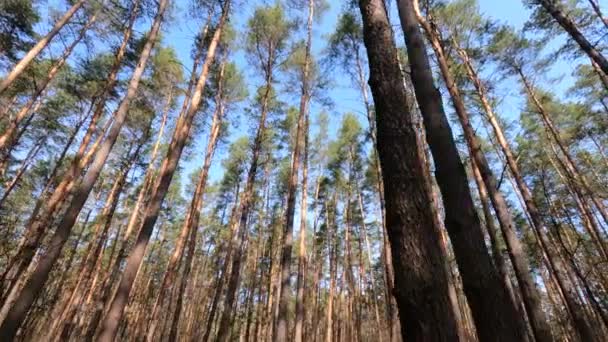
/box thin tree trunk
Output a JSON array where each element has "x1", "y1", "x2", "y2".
[
  {"x1": 52, "y1": 144, "x2": 138, "y2": 341},
  {"x1": 0, "y1": 138, "x2": 43, "y2": 208},
  {"x1": 0, "y1": 13, "x2": 97, "y2": 152},
  {"x1": 0, "y1": 0, "x2": 86, "y2": 94},
  {"x1": 586, "y1": 0, "x2": 608, "y2": 28},
  {"x1": 537, "y1": 0, "x2": 608, "y2": 74},
  {"x1": 0, "y1": 0, "x2": 139, "y2": 295},
  {"x1": 279, "y1": 1, "x2": 314, "y2": 341},
  {"x1": 519, "y1": 69, "x2": 608, "y2": 226},
  {"x1": 146, "y1": 60, "x2": 226, "y2": 342},
  {"x1": 325, "y1": 198, "x2": 337, "y2": 342},
  {"x1": 215, "y1": 31, "x2": 274, "y2": 342},
  {"x1": 97, "y1": 4, "x2": 228, "y2": 341},
  {"x1": 0, "y1": 0, "x2": 166, "y2": 337}
]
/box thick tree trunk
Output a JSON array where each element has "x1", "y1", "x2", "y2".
[
  {"x1": 0, "y1": 0, "x2": 86, "y2": 94},
  {"x1": 395, "y1": 1, "x2": 537, "y2": 340},
  {"x1": 415, "y1": 10, "x2": 550, "y2": 341},
  {"x1": 358, "y1": 0, "x2": 460, "y2": 340},
  {"x1": 354, "y1": 28, "x2": 399, "y2": 342}
]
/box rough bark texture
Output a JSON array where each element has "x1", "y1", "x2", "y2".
[
  {"x1": 358, "y1": 0, "x2": 460, "y2": 340},
  {"x1": 416, "y1": 10, "x2": 549, "y2": 341},
  {"x1": 395, "y1": 0, "x2": 532, "y2": 341}
]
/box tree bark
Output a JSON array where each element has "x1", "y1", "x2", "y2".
[
  {"x1": 536, "y1": 0, "x2": 608, "y2": 74},
  {"x1": 414, "y1": 9, "x2": 550, "y2": 341},
  {"x1": 358, "y1": 0, "x2": 460, "y2": 340},
  {"x1": 97, "y1": 4, "x2": 229, "y2": 341},
  {"x1": 0, "y1": 0, "x2": 166, "y2": 337},
  {"x1": 0, "y1": 0, "x2": 86, "y2": 94},
  {"x1": 395, "y1": 0, "x2": 530, "y2": 340}
]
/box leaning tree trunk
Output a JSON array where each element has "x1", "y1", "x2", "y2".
[
  {"x1": 536, "y1": 0, "x2": 608, "y2": 75},
  {"x1": 97, "y1": 4, "x2": 229, "y2": 341},
  {"x1": 51, "y1": 141, "x2": 142, "y2": 341},
  {"x1": 0, "y1": 0, "x2": 166, "y2": 338},
  {"x1": 416, "y1": 10, "x2": 551, "y2": 341},
  {"x1": 358, "y1": 0, "x2": 460, "y2": 340},
  {"x1": 0, "y1": 0, "x2": 86, "y2": 94},
  {"x1": 0, "y1": 0, "x2": 140, "y2": 297},
  {"x1": 0, "y1": 12, "x2": 97, "y2": 152},
  {"x1": 146, "y1": 60, "x2": 226, "y2": 341},
  {"x1": 353, "y1": 31, "x2": 399, "y2": 342},
  {"x1": 395, "y1": 0, "x2": 528, "y2": 340}
]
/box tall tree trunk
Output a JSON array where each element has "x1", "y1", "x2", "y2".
[
  {"x1": 0, "y1": 0, "x2": 140, "y2": 296},
  {"x1": 358, "y1": 0, "x2": 460, "y2": 339},
  {"x1": 353, "y1": 24, "x2": 399, "y2": 342},
  {"x1": 215, "y1": 37, "x2": 274, "y2": 342},
  {"x1": 396, "y1": 0, "x2": 537, "y2": 340},
  {"x1": 459, "y1": 40, "x2": 608, "y2": 264},
  {"x1": 278, "y1": 1, "x2": 314, "y2": 341},
  {"x1": 0, "y1": 0, "x2": 86, "y2": 94},
  {"x1": 469, "y1": 158, "x2": 519, "y2": 311},
  {"x1": 0, "y1": 12, "x2": 97, "y2": 152},
  {"x1": 294, "y1": 105, "x2": 310, "y2": 342},
  {"x1": 52, "y1": 143, "x2": 139, "y2": 341},
  {"x1": 519, "y1": 69, "x2": 608, "y2": 226},
  {"x1": 415, "y1": 9, "x2": 550, "y2": 341},
  {"x1": 536, "y1": 0, "x2": 608, "y2": 74},
  {"x1": 97, "y1": 4, "x2": 229, "y2": 341},
  {"x1": 325, "y1": 198, "x2": 337, "y2": 342},
  {"x1": 0, "y1": 0, "x2": 166, "y2": 337},
  {"x1": 146, "y1": 60, "x2": 226, "y2": 341}
]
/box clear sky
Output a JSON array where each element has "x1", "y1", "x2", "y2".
[
  {"x1": 152, "y1": 0, "x2": 585, "y2": 195},
  {"x1": 33, "y1": 0, "x2": 596, "y2": 223}
]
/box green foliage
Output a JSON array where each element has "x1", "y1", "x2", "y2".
[
  {"x1": 0, "y1": 0, "x2": 40, "y2": 63},
  {"x1": 246, "y1": 2, "x2": 294, "y2": 76},
  {"x1": 151, "y1": 46, "x2": 184, "y2": 93}
]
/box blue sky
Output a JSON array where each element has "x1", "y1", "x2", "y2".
[
  {"x1": 159, "y1": 0, "x2": 537, "y2": 188},
  {"x1": 31, "y1": 0, "x2": 600, "y2": 228}
]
